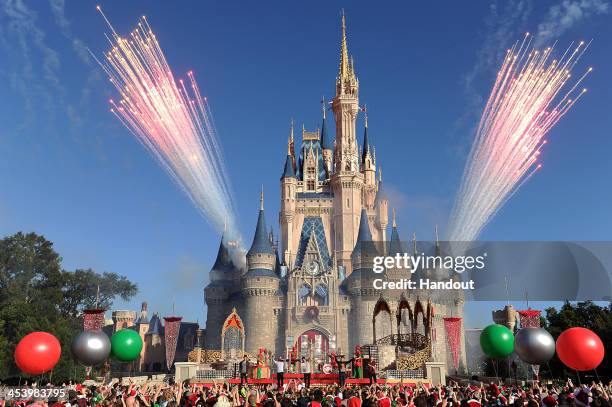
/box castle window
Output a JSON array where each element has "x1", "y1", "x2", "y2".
[{"x1": 307, "y1": 180, "x2": 315, "y2": 190}]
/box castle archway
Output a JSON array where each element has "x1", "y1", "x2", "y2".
[
  {"x1": 372, "y1": 297, "x2": 393, "y2": 343},
  {"x1": 297, "y1": 329, "x2": 329, "y2": 366},
  {"x1": 220, "y1": 308, "x2": 245, "y2": 360}
]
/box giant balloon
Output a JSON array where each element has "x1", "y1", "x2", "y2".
[
  {"x1": 71, "y1": 331, "x2": 111, "y2": 366},
  {"x1": 514, "y1": 328, "x2": 555, "y2": 365},
  {"x1": 556, "y1": 327, "x2": 604, "y2": 371},
  {"x1": 110, "y1": 329, "x2": 143, "y2": 362},
  {"x1": 14, "y1": 332, "x2": 62, "y2": 375},
  {"x1": 480, "y1": 324, "x2": 514, "y2": 358}
]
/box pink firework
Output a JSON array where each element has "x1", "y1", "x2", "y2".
[
  {"x1": 447, "y1": 34, "x2": 591, "y2": 242},
  {"x1": 94, "y1": 8, "x2": 237, "y2": 235}
]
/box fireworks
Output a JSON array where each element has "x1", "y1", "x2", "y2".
[
  {"x1": 94, "y1": 7, "x2": 237, "y2": 236},
  {"x1": 447, "y1": 34, "x2": 591, "y2": 242}
]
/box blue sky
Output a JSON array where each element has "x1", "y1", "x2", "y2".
[{"x1": 0, "y1": 0, "x2": 611, "y2": 329}]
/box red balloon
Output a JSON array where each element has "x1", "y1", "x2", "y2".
[
  {"x1": 14, "y1": 332, "x2": 62, "y2": 375},
  {"x1": 556, "y1": 327, "x2": 604, "y2": 371}
]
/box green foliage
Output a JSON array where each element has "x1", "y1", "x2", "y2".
[
  {"x1": 0, "y1": 232, "x2": 138, "y2": 383},
  {"x1": 544, "y1": 301, "x2": 611, "y2": 378}
]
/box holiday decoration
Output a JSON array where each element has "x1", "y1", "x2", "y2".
[
  {"x1": 164, "y1": 316, "x2": 183, "y2": 370},
  {"x1": 110, "y1": 329, "x2": 143, "y2": 362},
  {"x1": 514, "y1": 328, "x2": 555, "y2": 365},
  {"x1": 556, "y1": 327, "x2": 605, "y2": 371},
  {"x1": 304, "y1": 306, "x2": 319, "y2": 321},
  {"x1": 71, "y1": 331, "x2": 111, "y2": 366},
  {"x1": 14, "y1": 332, "x2": 62, "y2": 375},
  {"x1": 83, "y1": 309, "x2": 106, "y2": 331},
  {"x1": 443, "y1": 317, "x2": 463, "y2": 370},
  {"x1": 518, "y1": 310, "x2": 541, "y2": 328},
  {"x1": 480, "y1": 324, "x2": 514, "y2": 358}
]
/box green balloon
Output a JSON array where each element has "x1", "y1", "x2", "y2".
[
  {"x1": 480, "y1": 324, "x2": 514, "y2": 358},
  {"x1": 110, "y1": 329, "x2": 143, "y2": 362}
]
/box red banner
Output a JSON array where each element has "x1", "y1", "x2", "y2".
[
  {"x1": 164, "y1": 316, "x2": 182, "y2": 371},
  {"x1": 443, "y1": 317, "x2": 462, "y2": 370},
  {"x1": 83, "y1": 309, "x2": 106, "y2": 331},
  {"x1": 518, "y1": 309, "x2": 541, "y2": 328}
]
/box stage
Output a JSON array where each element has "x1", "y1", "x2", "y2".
[{"x1": 193, "y1": 373, "x2": 428, "y2": 387}]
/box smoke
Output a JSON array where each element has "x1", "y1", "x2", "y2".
[{"x1": 535, "y1": 0, "x2": 609, "y2": 47}]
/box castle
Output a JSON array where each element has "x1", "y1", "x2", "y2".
[
  {"x1": 105, "y1": 302, "x2": 200, "y2": 373},
  {"x1": 203, "y1": 15, "x2": 466, "y2": 374}
]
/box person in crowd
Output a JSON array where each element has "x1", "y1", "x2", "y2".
[{"x1": 1, "y1": 377, "x2": 610, "y2": 407}]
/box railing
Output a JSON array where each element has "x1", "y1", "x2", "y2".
[
  {"x1": 385, "y1": 369, "x2": 425, "y2": 380},
  {"x1": 196, "y1": 370, "x2": 234, "y2": 380}
]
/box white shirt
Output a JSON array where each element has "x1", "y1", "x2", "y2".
[
  {"x1": 275, "y1": 360, "x2": 285, "y2": 373},
  {"x1": 301, "y1": 362, "x2": 310, "y2": 373}
]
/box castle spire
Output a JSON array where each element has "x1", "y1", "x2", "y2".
[
  {"x1": 392, "y1": 208, "x2": 396, "y2": 228},
  {"x1": 339, "y1": 10, "x2": 350, "y2": 82},
  {"x1": 288, "y1": 119, "x2": 294, "y2": 155},
  {"x1": 282, "y1": 153, "x2": 296, "y2": 178},
  {"x1": 321, "y1": 98, "x2": 333, "y2": 150},
  {"x1": 389, "y1": 209, "x2": 404, "y2": 256},
  {"x1": 321, "y1": 96, "x2": 327, "y2": 120},
  {"x1": 435, "y1": 225, "x2": 441, "y2": 256},
  {"x1": 361, "y1": 111, "x2": 371, "y2": 164},
  {"x1": 260, "y1": 185, "x2": 264, "y2": 210},
  {"x1": 247, "y1": 188, "x2": 274, "y2": 258}
]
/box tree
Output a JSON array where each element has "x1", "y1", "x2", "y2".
[
  {"x1": 62, "y1": 269, "x2": 138, "y2": 317},
  {"x1": 0, "y1": 232, "x2": 138, "y2": 382},
  {"x1": 544, "y1": 301, "x2": 611, "y2": 378}
]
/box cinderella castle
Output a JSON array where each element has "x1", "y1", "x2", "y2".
[{"x1": 202, "y1": 15, "x2": 466, "y2": 376}]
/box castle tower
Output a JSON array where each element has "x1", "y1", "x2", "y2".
[
  {"x1": 241, "y1": 190, "x2": 281, "y2": 353},
  {"x1": 375, "y1": 171, "x2": 389, "y2": 244},
  {"x1": 203, "y1": 234, "x2": 235, "y2": 349},
  {"x1": 331, "y1": 13, "x2": 364, "y2": 276},
  {"x1": 362, "y1": 113, "x2": 376, "y2": 209},
  {"x1": 280, "y1": 146, "x2": 298, "y2": 267},
  {"x1": 112, "y1": 310, "x2": 136, "y2": 331},
  {"x1": 345, "y1": 208, "x2": 379, "y2": 348},
  {"x1": 320, "y1": 100, "x2": 334, "y2": 175}
]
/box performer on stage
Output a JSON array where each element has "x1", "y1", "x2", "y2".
[
  {"x1": 300, "y1": 356, "x2": 311, "y2": 388},
  {"x1": 352, "y1": 346, "x2": 363, "y2": 379},
  {"x1": 238, "y1": 355, "x2": 250, "y2": 386},
  {"x1": 274, "y1": 356, "x2": 285, "y2": 388},
  {"x1": 338, "y1": 358, "x2": 347, "y2": 387},
  {"x1": 367, "y1": 361, "x2": 377, "y2": 384}
]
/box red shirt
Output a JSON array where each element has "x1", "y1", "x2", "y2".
[
  {"x1": 467, "y1": 400, "x2": 481, "y2": 407},
  {"x1": 348, "y1": 396, "x2": 362, "y2": 407},
  {"x1": 309, "y1": 402, "x2": 322, "y2": 407},
  {"x1": 378, "y1": 397, "x2": 391, "y2": 407}
]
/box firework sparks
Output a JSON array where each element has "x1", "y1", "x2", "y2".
[
  {"x1": 447, "y1": 34, "x2": 590, "y2": 242},
  {"x1": 94, "y1": 8, "x2": 237, "y2": 236}
]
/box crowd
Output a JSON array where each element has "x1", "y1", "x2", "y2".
[{"x1": 0, "y1": 378, "x2": 610, "y2": 407}]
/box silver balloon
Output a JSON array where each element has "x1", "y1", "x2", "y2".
[
  {"x1": 514, "y1": 327, "x2": 555, "y2": 365},
  {"x1": 71, "y1": 331, "x2": 111, "y2": 366}
]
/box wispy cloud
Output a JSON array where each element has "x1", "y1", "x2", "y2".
[
  {"x1": 48, "y1": 0, "x2": 91, "y2": 65},
  {"x1": 534, "y1": 0, "x2": 609, "y2": 47},
  {"x1": 48, "y1": 0, "x2": 102, "y2": 130},
  {"x1": 167, "y1": 255, "x2": 209, "y2": 291},
  {"x1": 462, "y1": 0, "x2": 533, "y2": 119},
  {"x1": 0, "y1": 0, "x2": 63, "y2": 121}
]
